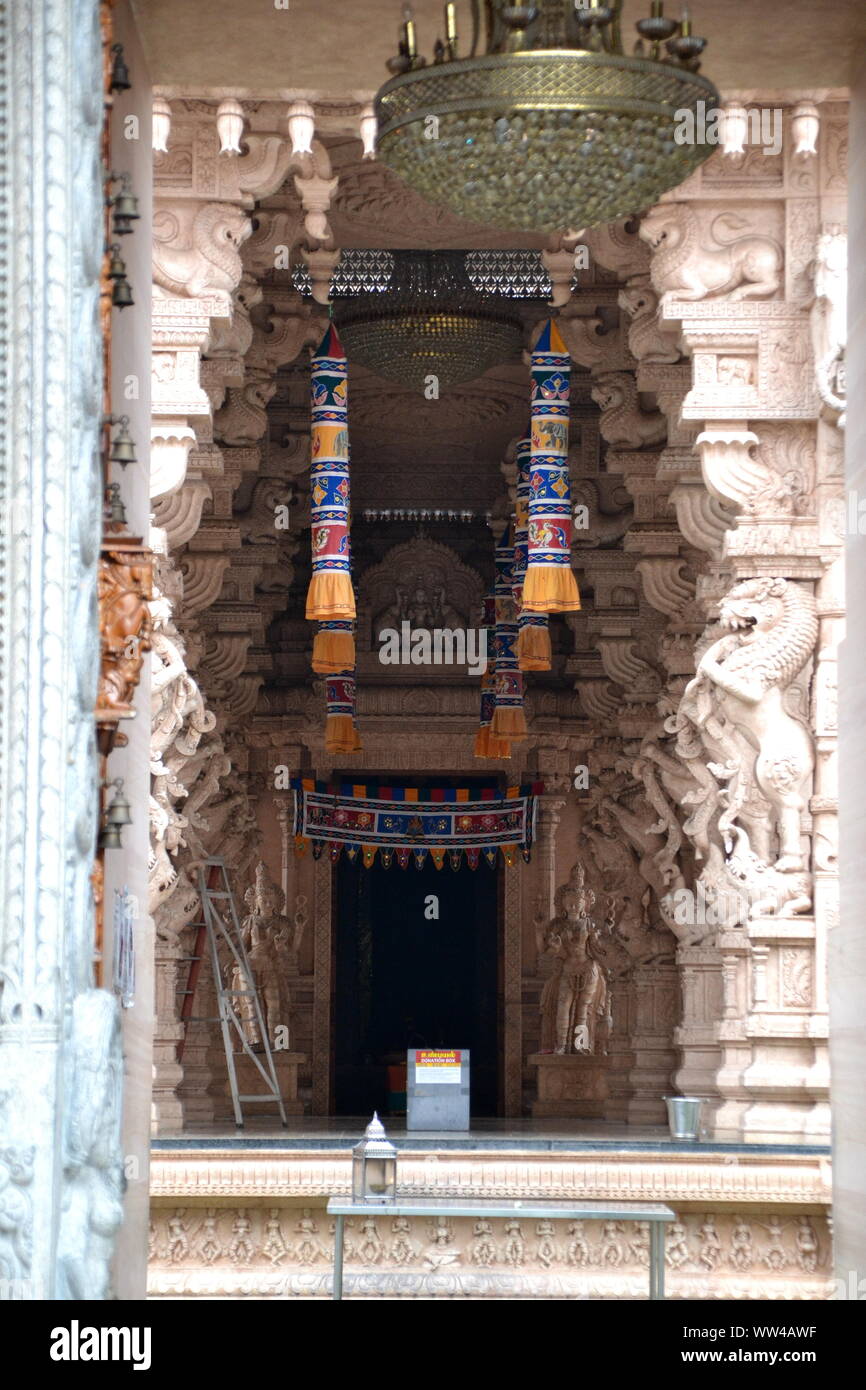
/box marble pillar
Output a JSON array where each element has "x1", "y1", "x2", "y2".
[
  {"x1": 834, "y1": 69, "x2": 866, "y2": 1289},
  {"x1": 0, "y1": 0, "x2": 124, "y2": 1299}
]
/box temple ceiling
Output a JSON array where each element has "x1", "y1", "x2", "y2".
[{"x1": 133, "y1": 0, "x2": 865, "y2": 93}]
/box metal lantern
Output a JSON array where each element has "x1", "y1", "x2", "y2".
[{"x1": 351, "y1": 1113, "x2": 398, "y2": 1204}]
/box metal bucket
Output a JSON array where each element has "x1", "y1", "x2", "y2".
[{"x1": 664, "y1": 1095, "x2": 703, "y2": 1141}]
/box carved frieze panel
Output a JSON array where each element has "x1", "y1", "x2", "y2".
[{"x1": 149, "y1": 1206, "x2": 832, "y2": 1299}]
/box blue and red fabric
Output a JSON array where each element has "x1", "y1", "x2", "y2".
[
  {"x1": 475, "y1": 589, "x2": 510, "y2": 759},
  {"x1": 306, "y1": 324, "x2": 355, "y2": 622},
  {"x1": 512, "y1": 431, "x2": 552, "y2": 670},
  {"x1": 324, "y1": 672, "x2": 361, "y2": 755},
  {"x1": 490, "y1": 527, "x2": 528, "y2": 741},
  {"x1": 521, "y1": 319, "x2": 581, "y2": 614}
]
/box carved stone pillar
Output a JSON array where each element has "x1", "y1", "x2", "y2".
[
  {"x1": 534, "y1": 796, "x2": 566, "y2": 933},
  {"x1": 0, "y1": 0, "x2": 124, "y2": 1298},
  {"x1": 636, "y1": 127, "x2": 846, "y2": 1139},
  {"x1": 835, "y1": 70, "x2": 866, "y2": 1283},
  {"x1": 152, "y1": 946, "x2": 187, "y2": 1133}
]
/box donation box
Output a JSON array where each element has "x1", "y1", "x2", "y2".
[{"x1": 407, "y1": 1049, "x2": 470, "y2": 1131}]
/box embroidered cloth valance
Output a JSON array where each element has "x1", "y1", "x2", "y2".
[{"x1": 291, "y1": 779, "x2": 542, "y2": 869}]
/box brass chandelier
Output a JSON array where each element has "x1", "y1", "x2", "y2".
[
  {"x1": 332, "y1": 250, "x2": 525, "y2": 392},
  {"x1": 374, "y1": 0, "x2": 720, "y2": 232}
]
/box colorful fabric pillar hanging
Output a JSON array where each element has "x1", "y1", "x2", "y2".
[
  {"x1": 324, "y1": 672, "x2": 362, "y2": 755},
  {"x1": 474, "y1": 590, "x2": 510, "y2": 759},
  {"x1": 518, "y1": 609, "x2": 551, "y2": 671},
  {"x1": 305, "y1": 324, "x2": 355, "y2": 622},
  {"x1": 521, "y1": 319, "x2": 582, "y2": 615},
  {"x1": 474, "y1": 668, "x2": 495, "y2": 758},
  {"x1": 512, "y1": 433, "x2": 552, "y2": 672},
  {"x1": 490, "y1": 526, "x2": 528, "y2": 742},
  {"x1": 312, "y1": 618, "x2": 355, "y2": 675}
]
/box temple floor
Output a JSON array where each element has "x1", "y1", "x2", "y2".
[{"x1": 151, "y1": 1115, "x2": 830, "y2": 1154}]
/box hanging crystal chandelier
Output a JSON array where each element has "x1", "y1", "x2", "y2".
[
  {"x1": 332, "y1": 250, "x2": 525, "y2": 391},
  {"x1": 374, "y1": 0, "x2": 720, "y2": 232}
]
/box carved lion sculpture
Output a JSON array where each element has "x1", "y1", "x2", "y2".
[
  {"x1": 617, "y1": 278, "x2": 681, "y2": 364},
  {"x1": 152, "y1": 203, "x2": 252, "y2": 309},
  {"x1": 639, "y1": 205, "x2": 782, "y2": 310},
  {"x1": 680, "y1": 577, "x2": 818, "y2": 874},
  {"x1": 590, "y1": 371, "x2": 667, "y2": 448},
  {"x1": 727, "y1": 827, "x2": 812, "y2": 918}
]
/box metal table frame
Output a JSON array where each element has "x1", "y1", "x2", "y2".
[{"x1": 327, "y1": 1196, "x2": 675, "y2": 1300}]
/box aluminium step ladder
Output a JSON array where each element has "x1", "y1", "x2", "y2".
[{"x1": 177, "y1": 857, "x2": 287, "y2": 1128}]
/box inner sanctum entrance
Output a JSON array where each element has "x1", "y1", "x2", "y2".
[{"x1": 333, "y1": 855, "x2": 500, "y2": 1119}]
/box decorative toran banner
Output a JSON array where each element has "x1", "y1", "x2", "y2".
[
  {"x1": 513, "y1": 432, "x2": 551, "y2": 671},
  {"x1": 521, "y1": 319, "x2": 582, "y2": 615},
  {"x1": 292, "y1": 779, "x2": 542, "y2": 869}
]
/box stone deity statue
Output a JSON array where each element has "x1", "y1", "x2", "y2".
[
  {"x1": 235, "y1": 862, "x2": 291, "y2": 1051},
  {"x1": 539, "y1": 864, "x2": 612, "y2": 1055}
]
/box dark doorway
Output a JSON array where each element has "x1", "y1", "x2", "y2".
[{"x1": 334, "y1": 856, "x2": 500, "y2": 1117}]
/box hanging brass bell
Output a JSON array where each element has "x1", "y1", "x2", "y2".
[
  {"x1": 112, "y1": 214, "x2": 133, "y2": 236},
  {"x1": 98, "y1": 821, "x2": 123, "y2": 851},
  {"x1": 112, "y1": 276, "x2": 134, "y2": 309},
  {"x1": 106, "y1": 779, "x2": 133, "y2": 827},
  {"x1": 113, "y1": 176, "x2": 140, "y2": 221},
  {"x1": 110, "y1": 43, "x2": 131, "y2": 93},
  {"x1": 107, "y1": 244, "x2": 126, "y2": 279},
  {"x1": 109, "y1": 417, "x2": 137, "y2": 466},
  {"x1": 105, "y1": 482, "x2": 127, "y2": 525}
]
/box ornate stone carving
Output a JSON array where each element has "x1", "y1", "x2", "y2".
[
  {"x1": 539, "y1": 865, "x2": 611, "y2": 1055},
  {"x1": 639, "y1": 205, "x2": 783, "y2": 308},
  {"x1": 153, "y1": 202, "x2": 252, "y2": 310},
  {"x1": 0, "y1": 0, "x2": 128, "y2": 1299},
  {"x1": 590, "y1": 372, "x2": 667, "y2": 448},
  {"x1": 56, "y1": 990, "x2": 124, "y2": 1299},
  {"x1": 673, "y1": 577, "x2": 818, "y2": 903},
  {"x1": 215, "y1": 377, "x2": 277, "y2": 445},
  {"x1": 143, "y1": 91, "x2": 843, "y2": 1154},
  {"x1": 618, "y1": 277, "x2": 682, "y2": 364},
  {"x1": 809, "y1": 227, "x2": 846, "y2": 427},
  {"x1": 96, "y1": 543, "x2": 153, "y2": 723},
  {"x1": 0, "y1": 1083, "x2": 34, "y2": 1291},
  {"x1": 579, "y1": 218, "x2": 650, "y2": 279},
  {"x1": 361, "y1": 537, "x2": 484, "y2": 647},
  {"x1": 240, "y1": 860, "x2": 294, "y2": 1048},
  {"x1": 148, "y1": 1189, "x2": 832, "y2": 1299}
]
